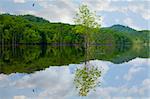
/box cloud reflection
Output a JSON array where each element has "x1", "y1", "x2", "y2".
[{"x1": 0, "y1": 58, "x2": 149, "y2": 99}]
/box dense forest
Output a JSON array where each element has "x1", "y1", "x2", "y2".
[{"x1": 0, "y1": 14, "x2": 149, "y2": 45}]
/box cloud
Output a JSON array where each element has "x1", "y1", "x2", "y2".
[
  {"x1": 81, "y1": 0, "x2": 149, "y2": 29},
  {"x1": 0, "y1": 11, "x2": 5, "y2": 14},
  {"x1": 89, "y1": 79, "x2": 150, "y2": 98},
  {"x1": 123, "y1": 17, "x2": 140, "y2": 30},
  {"x1": 33, "y1": 0, "x2": 77, "y2": 23},
  {"x1": 13, "y1": 66, "x2": 73, "y2": 89},
  {"x1": 0, "y1": 74, "x2": 7, "y2": 80},
  {"x1": 0, "y1": 8, "x2": 5, "y2": 14},
  {"x1": 128, "y1": 58, "x2": 150, "y2": 67},
  {"x1": 0, "y1": 66, "x2": 74, "y2": 99},
  {"x1": 0, "y1": 58, "x2": 149, "y2": 98},
  {"x1": 13, "y1": 0, "x2": 26, "y2": 3},
  {"x1": 127, "y1": 2, "x2": 150, "y2": 20},
  {"x1": 92, "y1": 83, "x2": 150, "y2": 98},
  {"x1": 0, "y1": 0, "x2": 149, "y2": 29},
  {"x1": 0, "y1": 60, "x2": 109, "y2": 99},
  {"x1": 123, "y1": 58, "x2": 150, "y2": 81},
  {"x1": 14, "y1": 95, "x2": 26, "y2": 99},
  {"x1": 142, "y1": 79, "x2": 150, "y2": 89},
  {"x1": 124, "y1": 67, "x2": 144, "y2": 81}
]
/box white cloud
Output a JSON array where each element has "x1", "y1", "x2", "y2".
[
  {"x1": 127, "y1": 3, "x2": 150, "y2": 20},
  {"x1": 0, "y1": 0, "x2": 149, "y2": 30},
  {"x1": 0, "y1": 58, "x2": 149, "y2": 98},
  {"x1": 0, "y1": 66, "x2": 74, "y2": 99},
  {"x1": 0, "y1": 8, "x2": 5, "y2": 14},
  {"x1": 13, "y1": 66, "x2": 73, "y2": 89},
  {"x1": 14, "y1": 95, "x2": 26, "y2": 99},
  {"x1": 82, "y1": 0, "x2": 149, "y2": 19},
  {"x1": 3, "y1": 0, "x2": 148, "y2": 29},
  {"x1": 132, "y1": 58, "x2": 150, "y2": 67},
  {"x1": 123, "y1": 17, "x2": 141, "y2": 30},
  {"x1": 0, "y1": 11, "x2": 5, "y2": 14},
  {"x1": 79, "y1": 0, "x2": 150, "y2": 29},
  {"x1": 123, "y1": 18, "x2": 134, "y2": 26},
  {"x1": 13, "y1": 0, "x2": 26, "y2": 3},
  {"x1": 0, "y1": 60, "x2": 109, "y2": 99},
  {"x1": 0, "y1": 74, "x2": 7, "y2": 80},
  {"x1": 82, "y1": 0, "x2": 123, "y2": 13},
  {"x1": 142, "y1": 79, "x2": 150, "y2": 87},
  {"x1": 124, "y1": 67, "x2": 144, "y2": 81},
  {"x1": 90, "y1": 78, "x2": 150, "y2": 98},
  {"x1": 33, "y1": 0, "x2": 77, "y2": 24},
  {"x1": 123, "y1": 58, "x2": 150, "y2": 81}
]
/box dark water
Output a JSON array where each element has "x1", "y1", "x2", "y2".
[
  {"x1": 0, "y1": 45, "x2": 149, "y2": 98},
  {"x1": 0, "y1": 45, "x2": 149, "y2": 74}
]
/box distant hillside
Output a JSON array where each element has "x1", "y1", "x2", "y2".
[
  {"x1": 0, "y1": 14, "x2": 149, "y2": 45},
  {"x1": 102, "y1": 24, "x2": 149, "y2": 44},
  {"x1": 110, "y1": 24, "x2": 137, "y2": 32},
  {"x1": 20, "y1": 14, "x2": 49, "y2": 23}
]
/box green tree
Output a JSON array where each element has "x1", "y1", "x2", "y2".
[
  {"x1": 74, "y1": 5, "x2": 101, "y2": 63},
  {"x1": 22, "y1": 29, "x2": 41, "y2": 43},
  {"x1": 74, "y1": 4, "x2": 101, "y2": 45}
]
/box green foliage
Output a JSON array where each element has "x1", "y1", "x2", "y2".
[
  {"x1": 0, "y1": 14, "x2": 84, "y2": 44},
  {"x1": 22, "y1": 29, "x2": 41, "y2": 43},
  {"x1": 110, "y1": 25, "x2": 149, "y2": 44},
  {"x1": 21, "y1": 14, "x2": 49, "y2": 23},
  {"x1": 74, "y1": 64, "x2": 101, "y2": 96},
  {"x1": 0, "y1": 14, "x2": 149, "y2": 45},
  {"x1": 0, "y1": 44, "x2": 149, "y2": 74},
  {"x1": 74, "y1": 4, "x2": 101, "y2": 44},
  {"x1": 74, "y1": 5, "x2": 101, "y2": 29},
  {"x1": 0, "y1": 45, "x2": 85, "y2": 74}
]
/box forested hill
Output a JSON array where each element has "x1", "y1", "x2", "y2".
[{"x1": 0, "y1": 14, "x2": 149, "y2": 44}]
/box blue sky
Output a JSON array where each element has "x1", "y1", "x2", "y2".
[
  {"x1": 0, "y1": 58, "x2": 149, "y2": 99},
  {"x1": 0, "y1": 0, "x2": 149, "y2": 30}
]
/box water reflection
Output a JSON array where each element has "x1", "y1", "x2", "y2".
[
  {"x1": 0, "y1": 58, "x2": 149, "y2": 98},
  {"x1": 0, "y1": 45, "x2": 149, "y2": 74},
  {"x1": 74, "y1": 63, "x2": 101, "y2": 96},
  {"x1": 0, "y1": 44, "x2": 149, "y2": 98}
]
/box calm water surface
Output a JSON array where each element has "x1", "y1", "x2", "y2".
[{"x1": 0, "y1": 45, "x2": 149, "y2": 99}]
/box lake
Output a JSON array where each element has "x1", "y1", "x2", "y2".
[{"x1": 0, "y1": 45, "x2": 149, "y2": 99}]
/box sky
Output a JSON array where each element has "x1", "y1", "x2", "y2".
[
  {"x1": 0, "y1": 0, "x2": 149, "y2": 30},
  {"x1": 0, "y1": 58, "x2": 149, "y2": 99}
]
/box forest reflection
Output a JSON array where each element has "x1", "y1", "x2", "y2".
[
  {"x1": 0, "y1": 44, "x2": 149, "y2": 97},
  {"x1": 0, "y1": 44, "x2": 149, "y2": 74}
]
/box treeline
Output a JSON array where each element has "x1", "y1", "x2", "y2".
[
  {"x1": 0, "y1": 14, "x2": 83, "y2": 44},
  {"x1": 0, "y1": 14, "x2": 149, "y2": 45}
]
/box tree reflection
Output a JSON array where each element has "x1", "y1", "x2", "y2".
[
  {"x1": 74, "y1": 62, "x2": 101, "y2": 96},
  {"x1": 73, "y1": 4, "x2": 102, "y2": 96}
]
